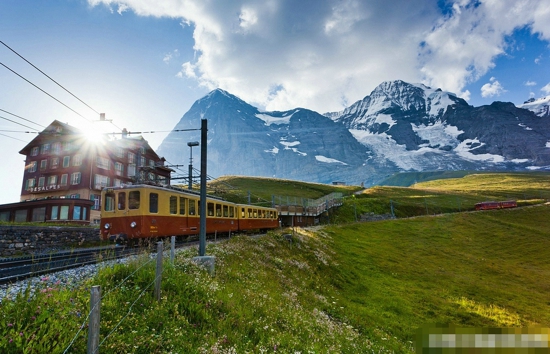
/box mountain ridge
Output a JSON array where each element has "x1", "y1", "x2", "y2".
[{"x1": 158, "y1": 80, "x2": 550, "y2": 186}]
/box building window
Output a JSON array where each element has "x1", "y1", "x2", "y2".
[
  {"x1": 116, "y1": 147, "x2": 125, "y2": 158},
  {"x1": 114, "y1": 179, "x2": 122, "y2": 187},
  {"x1": 31, "y1": 147, "x2": 39, "y2": 156},
  {"x1": 140, "y1": 147, "x2": 145, "y2": 154},
  {"x1": 139, "y1": 156, "x2": 146, "y2": 167},
  {"x1": 148, "y1": 172, "x2": 155, "y2": 181},
  {"x1": 115, "y1": 162, "x2": 124, "y2": 176},
  {"x1": 40, "y1": 160, "x2": 47, "y2": 170},
  {"x1": 52, "y1": 142, "x2": 61, "y2": 155},
  {"x1": 128, "y1": 152, "x2": 135, "y2": 163},
  {"x1": 32, "y1": 207, "x2": 46, "y2": 222},
  {"x1": 51, "y1": 157, "x2": 59, "y2": 169},
  {"x1": 62, "y1": 141, "x2": 73, "y2": 151},
  {"x1": 128, "y1": 164, "x2": 136, "y2": 177},
  {"x1": 60, "y1": 205, "x2": 69, "y2": 220},
  {"x1": 27, "y1": 161, "x2": 37, "y2": 173},
  {"x1": 73, "y1": 154, "x2": 82, "y2": 166},
  {"x1": 26, "y1": 178, "x2": 36, "y2": 189},
  {"x1": 51, "y1": 206, "x2": 59, "y2": 220},
  {"x1": 73, "y1": 206, "x2": 82, "y2": 220},
  {"x1": 149, "y1": 159, "x2": 155, "y2": 168},
  {"x1": 60, "y1": 174, "x2": 68, "y2": 186},
  {"x1": 94, "y1": 174, "x2": 110, "y2": 189},
  {"x1": 38, "y1": 177, "x2": 45, "y2": 187},
  {"x1": 62, "y1": 156, "x2": 70, "y2": 168},
  {"x1": 91, "y1": 194, "x2": 101, "y2": 210},
  {"x1": 71, "y1": 172, "x2": 81, "y2": 185},
  {"x1": 96, "y1": 156, "x2": 110, "y2": 170},
  {"x1": 48, "y1": 175, "x2": 57, "y2": 186},
  {"x1": 40, "y1": 143, "x2": 50, "y2": 154}
]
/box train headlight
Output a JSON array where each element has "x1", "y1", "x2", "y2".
[
  {"x1": 130, "y1": 221, "x2": 137, "y2": 228},
  {"x1": 104, "y1": 223, "x2": 110, "y2": 230}
]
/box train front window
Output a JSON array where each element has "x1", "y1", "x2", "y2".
[
  {"x1": 150, "y1": 193, "x2": 159, "y2": 213},
  {"x1": 104, "y1": 193, "x2": 115, "y2": 211},
  {"x1": 170, "y1": 196, "x2": 177, "y2": 214},
  {"x1": 129, "y1": 191, "x2": 140, "y2": 209},
  {"x1": 118, "y1": 192, "x2": 126, "y2": 210},
  {"x1": 216, "y1": 204, "x2": 222, "y2": 217},
  {"x1": 223, "y1": 205, "x2": 228, "y2": 217}
]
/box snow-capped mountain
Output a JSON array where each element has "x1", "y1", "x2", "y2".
[
  {"x1": 158, "y1": 82, "x2": 550, "y2": 187},
  {"x1": 519, "y1": 96, "x2": 550, "y2": 118}
]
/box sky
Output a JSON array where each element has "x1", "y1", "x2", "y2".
[{"x1": 1, "y1": 0, "x2": 549, "y2": 204}]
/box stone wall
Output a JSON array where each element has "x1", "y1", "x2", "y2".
[{"x1": 0, "y1": 226, "x2": 101, "y2": 257}]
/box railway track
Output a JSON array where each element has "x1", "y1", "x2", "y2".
[
  {"x1": 0, "y1": 232, "x2": 269, "y2": 286},
  {"x1": 0, "y1": 246, "x2": 141, "y2": 285}
]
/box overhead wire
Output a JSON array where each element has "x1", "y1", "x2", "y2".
[
  {"x1": 0, "y1": 108, "x2": 45, "y2": 128},
  {"x1": 0, "y1": 114, "x2": 41, "y2": 130},
  {"x1": 0, "y1": 40, "x2": 101, "y2": 116},
  {"x1": 0, "y1": 132, "x2": 27, "y2": 142},
  {"x1": 0, "y1": 61, "x2": 93, "y2": 123}
]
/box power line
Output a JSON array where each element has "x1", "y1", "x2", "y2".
[
  {"x1": 0, "y1": 132, "x2": 27, "y2": 142},
  {"x1": 0, "y1": 40, "x2": 101, "y2": 116},
  {"x1": 0, "y1": 130, "x2": 39, "y2": 133},
  {"x1": 0, "y1": 61, "x2": 93, "y2": 123},
  {"x1": 0, "y1": 114, "x2": 41, "y2": 130},
  {"x1": 0, "y1": 108, "x2": 45, "y2": 128}
]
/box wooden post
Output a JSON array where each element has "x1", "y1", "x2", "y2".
[
  {"x1": 170, "y1": 236, "x2": 175, "y2": 263},
  {"x1": 87, "y1": 285, "x2": 101, "y2": 354},
  {"x1": 155, "y1": 242, "x2": 163, "y2": 301}
]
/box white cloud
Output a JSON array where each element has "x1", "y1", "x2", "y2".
[
  {"x1": 525, "y1": 81, "x2": 537, "y2": 86},
  {"x1": 542, "y1": 83, "x2": 550, "y2": 94},
  {"x1": 88, "y1": 0, "x2": 550, "y2": 112},
  {"x1": 163, "y1": 49, "x2": 179, "y2": 64},
  {"x1": 481, "y1": 77, "x2": 506, "y2": 97}
]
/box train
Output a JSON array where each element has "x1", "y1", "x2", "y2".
[
  {"x1": 100, "y1": 184, "x2": 279, "y2": 242},
  {"x1": 474, "y1": 200, "x2": 517, "y2": 211}
]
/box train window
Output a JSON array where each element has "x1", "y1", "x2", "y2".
[
  {"x1": 197, "y1": 201, "x2": 201, "y2": 216},
  {"x1": 253, "y1": 209, "x2": 258, "y2": 218},
  {"x1": 104, "y1": 193, "x2": 115, "y2": 211},
  {"x1": 223, "y1": 205, "x2": 228, "y2": 217},
  {"x1": 189, "y1": 199, "x2": 196, "y2": 215},
  {"x1": 248, "y1": 208, "x2": 252, "y2": 218},
  {"x1": 207, "y1": 202, "x2": 214, "y2": 216},
  {"x1": 60, "y1": 206, "x2": 69, "y2": 220},
  {"x1": 229, "y1": 206, "x2": 235, "y2": 218},
  {"x1": 216, "y1": 204, "x2": 222, "y2": 217},
  {"x1": 170, "y1": 196, "x2": 177, "y2": 214},
  {"x1": 150, "y1": 193, "x2": 159, "y2": 213},
  {"x1": 118, "y1": 192, "x2": 126, "y2": 210},
  {"x1": 129, "y1": 191, "x2": 140, "y2": 209},
  {"x1": 241, "y1": 208, "x2": 245, "y2": 218},
  {"x1": 179, "y1": 197, "x2": 186, "y2": 215}
]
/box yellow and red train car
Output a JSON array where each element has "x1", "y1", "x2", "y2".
[
  {"x1": 100, "y1": 184, "x2": 279, "y2": 242},
  {"x1": 474, "y1": 200, "x2": 517, "y2": 211}
]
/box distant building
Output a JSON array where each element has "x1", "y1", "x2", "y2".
[{"x1": 17, "y1": 120, "x2": 173, "y2": 224}]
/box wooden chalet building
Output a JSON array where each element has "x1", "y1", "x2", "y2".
[{"x1": 16, "y1": 120, "x2": 173, "y2": 224}]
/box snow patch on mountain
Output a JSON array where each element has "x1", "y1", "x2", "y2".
[
  {"x1": 315, "y1": 156, "x2": 348, "y2": 165},
  {"x1": 411, "y1": 121, "x2": 463, "y2": 148},
  {"x1": 256, "y1": 112, "x2": 295, "y2": 126},
  {"x1": 454, "y1": 139, "x2": 504, "y2": 163}
]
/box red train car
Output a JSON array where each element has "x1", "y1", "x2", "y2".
[
  {"x1": 100, "y1": 184, "x2": 278, "y2": 242},
  {"x1": 475, "y1": 200, "x2": 517, "y2": 211}
]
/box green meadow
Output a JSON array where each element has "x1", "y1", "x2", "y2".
[{"x1": 1, "y1": 172, "x2": 549, "y2": 353}]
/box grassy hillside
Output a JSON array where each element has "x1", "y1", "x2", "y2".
[
  {"x1": 203, "y1": 175, "x2": 361, "y2": 205},
  {"x1": 378, "y1": 170, "x2": 476, "y2": 187},
  {"x1": 332, "y1": 172, "x2": 550, "y2": 222},
  {"x1": 2, "y1": 204, "x2": 549, "y2": 353}
]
